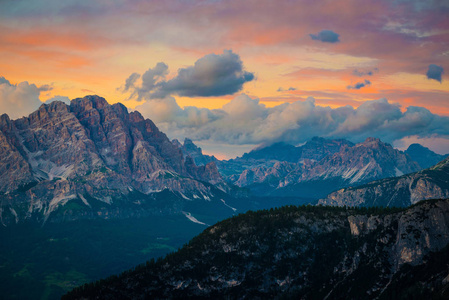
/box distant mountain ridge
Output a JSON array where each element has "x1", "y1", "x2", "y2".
[
  {"x1": 405, "y1": 143, "x2": 448, "y2": 169},
  {"x1": 240, "y1": 137, "x2": 353, "y2": 163},
  {"x1": 219, "y1": 137, "x2": 421, "y2": 198}
]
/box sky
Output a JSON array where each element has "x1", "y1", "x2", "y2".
[{"x1": 0, "y1": 0, "x2": 448, "y2": 159}]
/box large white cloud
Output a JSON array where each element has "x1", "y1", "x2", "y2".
[
  {"x1": 0, "y1": 77, "x2": 43, "y2": 119},
  {"x1": 135, "y1": 94, "x2": 449, "y2": 157}
]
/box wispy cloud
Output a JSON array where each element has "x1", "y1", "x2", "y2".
[
  {"x1": 353, "y1": 68, "x2": 378, "y2": 77},
  {"x1": 277, "y1": 87, "x2": 297, "y2": 92}
]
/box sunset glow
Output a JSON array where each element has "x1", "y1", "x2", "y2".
[{"x1": 1, "y1": 0, "x2": 448, "y2": 158}]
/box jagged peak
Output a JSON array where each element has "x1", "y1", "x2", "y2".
[
  {"x1": 82, "y1": 95, "x2": 109, "y2": 109},
  {"x1": 363, "y1": 137, "x2": 382, "y2": 144},
  {"x1": 184, "y1": 137, "x2": 195, "y2": 145},
  {"x1": 70, "y1": 95, "x2": 109, "y2": 112},
  {"x1": 0, "y1": 113, "x2": 11, "y2": 125},
  {"x1": 29, "y1": 100, "x2": 70, "y2": 118},
  {"x1": 407, "y1": 143, "x2": 428, "y2": 151},
  {"x1": 310, "y1": 136, "x2": 325, "y2": 142},
  {"x1": 128, "y1": 110, "x2": 145, "y2": 122},
  {"x1": 171, "y1": 139, "x2": 182, "y2": 147},
  {"x1": 46, "y1": 100, "x2": 70, "y2": 112}
]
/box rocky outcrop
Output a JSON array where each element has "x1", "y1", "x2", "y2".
[
  {"x1": 319, "y1": 156, "x2": 449, "y2": 207},
  {"x1": 0, "y1": 96, "x2": 229, "y2": 225},
  {"x1": 64, "y1": 198, "x2": 449, "y2": 299},
  {"x1": 174, "y1": 138, "x2": 217, "y2": 166}
]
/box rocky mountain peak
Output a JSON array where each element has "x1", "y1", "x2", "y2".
[
  {"x1": 128, "y1": 110, "x2": 145, "y2": 123},
  {"x1": 0, "y1": 113, "x2": 13, "y2": 131},
  {"x1": 364, "y1": 136, "x2": 381, "y2": 143},
  {"x1": 405, "y1": 143, "x2": 448, "y2": 169},
  {"x1": 0, "y1": 95, "x2": 228, "y2": 224},
  {"x1": 174, "y1": 137, "x2": 217, "y2": 167},
  {"x1": 183, "y1": 138, "x2": 200, "y2": 151},
  {"x1": 300, "y1": 137, "x2": 354, "y2": 161},
  {"x1": 84, "y1": 95, "x2": 109, "y2": 110},
  {"x1": 407, "y1": 143, "x2": 427, "y2": 152},
  {"x1": 171, "y1": 138, "x2": 182, "y2": 148},
  {"x1": 47, "y1": 100, "x2": 70, "y2": 112}
]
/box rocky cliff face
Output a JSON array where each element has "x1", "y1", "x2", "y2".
[
  {"x1": 319, "y1": 156, "x2": 449, "y2": 207},
  {"x1": 226, "y1": 137, "x2": 421, "y2": 198},
  {"x1": 64, "y1": 198, "x2": 449, "y2": 299},
  {"x1": 0, "y1": 114, "x2": 34, "y2": 193},
  {"x1": 0, "y1": 96, "x2": 230, "y2": 225}
]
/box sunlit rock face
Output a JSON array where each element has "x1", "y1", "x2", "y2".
[{"x1": 0, "y1": 96, "x2": 229, "y2": 225}]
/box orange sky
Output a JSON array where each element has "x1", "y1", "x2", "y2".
[{"x1": 1, "y1": 0, "x2": 448, "y2": 158}]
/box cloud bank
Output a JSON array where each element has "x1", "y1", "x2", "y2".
[
  {"x1": 122, "y1": 50, "x2": 254, "y2": 100},
  {"x1": 309, "y1": 30, "x2": 340, "y2": 43},
  {"x1": 136, "y1": 95, "x2": 449, "y2": 155},
  {"x1": 426, "y1": 64, "x2": 444, "y2": 83},
  {"x1": 0, "y1": 76, "x2": 44, "y2": 119}
]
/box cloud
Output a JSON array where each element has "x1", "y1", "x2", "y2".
[
  {"x1": 44, "y1": 95, "x2": 71, "y2": 105},
  {"x1": 353, "y1": 68, "x2": 378, "y2": 77},
  {"x1": 347, "y1": 79, "x2": 371, "y2": 90},
  {"x1": 38, "y1": 84, "x2": 53, "y2": 92},
  {"x1": 122, "y1": 50, "x2": 254, "y2": 100},
  {"x1": 393, "y1": 135, "x2": 449, "y2": 155},
  {"x1": 135, "y1": 95, "x2": 449, "y2": 158},
  {"x1": 0, "y1": 77, "x2": 11, "y2": 85},
  {"x1": 309, "y1": 30, "x2": 340, "y2": 43},
  {"x1": 277, "y1": 87, "x2": 297, "y2": 92},
  {"x1": 135, "y1": 96, "x2": 222, "y2": 127},
  {"x1": 0, "y1": 76, "x2": 44, "y2": 119},
  {"x1": 426, "y1": 64, "x2": 444, "y2": 83}
]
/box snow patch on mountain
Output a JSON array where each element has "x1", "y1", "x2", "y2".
[
  {"x1": 182, "y1": 211, "x2": 208, "y2": 226},
  {"x1": 221, "y1": 199, "x2": 237, "y2": 212}
]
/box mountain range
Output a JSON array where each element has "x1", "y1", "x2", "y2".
[
  {"x1": 2, "y1": 96, "x2": 448, "y2": 226},
  {"x1": 2, "y1": 95, "x2": 449, "y2": 299},
  {"x1": 218, "y1": 137, "x2": 424, "y2": 198}
]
